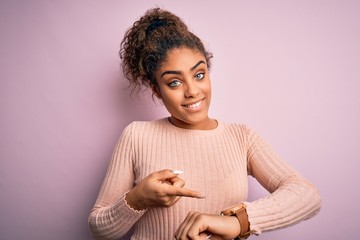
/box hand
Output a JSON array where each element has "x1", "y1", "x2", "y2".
[
  {"x1": 175, "y1": 211, "x2": 240, "y2": 240},
  {"x1": 125, "y1": 169, "x2": 203, "y2": 210}
]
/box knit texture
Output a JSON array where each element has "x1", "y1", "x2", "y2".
[{"x1": 88, "y1": 118, "x2": 321, "y2": 239}]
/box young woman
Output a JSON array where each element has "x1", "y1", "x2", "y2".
[{"x1": 88, "y1": 8, "x2": 321, "y2": 240}]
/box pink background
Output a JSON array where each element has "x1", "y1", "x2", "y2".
[{"x1": 1, "y1": 1, "x2": 359, "y2": 239}]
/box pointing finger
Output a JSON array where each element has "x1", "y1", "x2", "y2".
[{"x1": 165, "y1": 185, "x2": 205, "y2": 199}]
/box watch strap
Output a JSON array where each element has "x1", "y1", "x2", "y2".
[
  {"x1": 221, "y1": 204, "x2": 251, "y2": 239},
  {"x1": 235, "y1": 207, "x2": 250, "y2": 239}
]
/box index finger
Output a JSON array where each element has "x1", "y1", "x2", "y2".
[{"x1": 165, "y1": 185, "x2": 205, "y2": 199}]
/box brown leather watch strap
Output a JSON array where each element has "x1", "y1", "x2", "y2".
[
  {"x1": 234, "y1": 207, "x2": 250, "y2": 239},
  {"x1": 221, "y1": 204, "x2": 251, "y2": 239}
]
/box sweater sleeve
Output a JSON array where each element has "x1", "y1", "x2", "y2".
[
  {"x1": 88, "y1": 123, "x2": 146, "y2": 240},
  {"x1": 244, "y1": 126, "x2": 322, "y2": 235}
]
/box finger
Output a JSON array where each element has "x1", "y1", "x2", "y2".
[
  {"x1": 204, "y1": 234, "x2": 225, "y2": 240},
  {"x1": 171, "y1": 169, "x2": 184, "y2": 175},
  {"x1": 170, "y1": 176, "x2": 185, "y2": 188},
  {"x1": 175, "y1": 211, "x2": 199, "y2": 239},
  {"x1": 200, "y1": 233, "x2": 223, "y2": 240},
  {"x1": 185, "y1": 214, "x2": 210, "y2": 239},
  {"x1": 175, "y1": 211, "x2": 195, "y2": 236},
  {"x1": 152, "y1": 169, "x2": 183, "y2": 180},
  {"x1": 165, "y1": 185, "x2": 204, "y2": 198},
  {"x1": 199, "y1": 232, "x2": 223, "y2": 240},
  {"x1": 208, "y1": 234, "x2": 224, "y2": 240},
  {"x1": 170, "y1": 196, "x2": 182, "y2": 206},
  {"x1": 199, "y1": 232, "x2": 211, "y2": 240}
]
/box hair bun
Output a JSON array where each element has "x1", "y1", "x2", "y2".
[{"x1": 146, "y1": 18, "x2": 169, "y2": 36}]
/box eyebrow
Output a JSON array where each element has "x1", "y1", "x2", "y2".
[{"x1": 160, "y1": 60, "x2": 206, "y2": 78}]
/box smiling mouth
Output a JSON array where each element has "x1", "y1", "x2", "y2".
[{"x1": 183, "y1": 99, "x2": 203, "y2": 109}]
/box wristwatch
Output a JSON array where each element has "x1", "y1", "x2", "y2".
[{"x1": 221, "y1": 203, "x2": 251, "y2": 239}]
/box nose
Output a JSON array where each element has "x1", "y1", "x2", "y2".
[{"x1": 184, "y1": 81, "x2": 200, "y2": 98}]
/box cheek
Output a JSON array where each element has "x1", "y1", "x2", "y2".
[
  {"x1": 161, "y1": 90, "x2": 182, "y2": 106},
  {"x1": 207, "y1": 80, "x2": 212, "y2": 91},
  {"x1": 201, "y1": 78, "x2": 212, "y2": 94}
]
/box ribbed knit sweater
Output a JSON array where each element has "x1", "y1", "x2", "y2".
[{"x1": 88, "y1": 118, "x2": 321, "y2": 239}]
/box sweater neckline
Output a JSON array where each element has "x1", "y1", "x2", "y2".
[{"x1": 161, "y1": 117, "x2": 224, "y2": 136}]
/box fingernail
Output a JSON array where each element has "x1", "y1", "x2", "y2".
[
  {"x1": 172, "y1": 169, "x2": 184, "y2": 175},
  {"x1": 197, "y1": 193, "x2": 206, "y2": 199}
]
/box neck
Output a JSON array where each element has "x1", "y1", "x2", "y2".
[{"x1": 168, "y1": 117, "x2": 218, "y2": 130}]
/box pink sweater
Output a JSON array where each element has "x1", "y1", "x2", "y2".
[{"x1": 88, "y1": 118, "x2": 321, "y2": 239}]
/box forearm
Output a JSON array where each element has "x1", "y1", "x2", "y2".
[
  {"x1": 245, "y1": 175, "x2": 322, "y2": 235},
  {"x1": 88, "y1": 193, "x2": 146, "y2": 240}
]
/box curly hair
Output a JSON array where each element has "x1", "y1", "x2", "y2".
[{"x1": 119, "y1": 8, "x2": 212, "y2": 92}]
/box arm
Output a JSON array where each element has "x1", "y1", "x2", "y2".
[
  {"x1": 88, "y1": 124, "x2": 204, "y2": 240},
  {"x1": 244, "y1": 126, "x2": 322, "y2": 235},
  {"x1": 88, "y1": 124, "x2": 143, "y2": 240},
  {"x1": 174, "y1": 125, "x2": 321, "y2": 239}
]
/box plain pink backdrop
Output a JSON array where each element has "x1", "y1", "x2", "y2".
[{"x1": 1, "y1": 1, "x2": 359, "y2": 239}]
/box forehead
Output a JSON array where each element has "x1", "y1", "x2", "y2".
[{"x1": 160, "y1": 47, "x2": 206, "y2": 70}]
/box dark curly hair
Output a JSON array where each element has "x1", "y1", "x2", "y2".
[{"x1": 119, "y1": 8, "x2": 212, "y2": 92}]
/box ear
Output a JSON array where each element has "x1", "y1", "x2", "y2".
[{"x1": 151, "y1": 85, "x2": 162, "y2": 99}]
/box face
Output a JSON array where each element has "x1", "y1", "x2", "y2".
[{"x1": 154, "y1": 47, "x2": 215, "y2": 130}]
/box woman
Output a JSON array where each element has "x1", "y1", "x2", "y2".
[{"x1": 88, "y1": 8, "x2": 321, "y2": 240}]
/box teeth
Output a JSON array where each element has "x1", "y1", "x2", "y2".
[{"x1": 185, "y1": 100, "x2": 202, "y2": 108}]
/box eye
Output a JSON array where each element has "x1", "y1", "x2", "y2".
[
  {"x1": 168, "y1": 80, "x2": 181, "y2": 87},
  {"x1": 195, "y1": 72, "x2": 205, "y2": 80}
]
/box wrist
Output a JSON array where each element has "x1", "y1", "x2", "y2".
[
  {"x1": 229, "y1": 215, "x2": 242, "y2": 238},
  {"x1": 221, "y1": 203, "x2": 251, "y2": 239},
  {"x1": 125, "y1": 188, "x2": 147, "y2": 211}
]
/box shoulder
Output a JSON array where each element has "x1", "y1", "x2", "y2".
[
  {"x1": 121, "y1": 118, "x2": 167, "y2": 136},
  {"x1": 126, "y1": 118, "x2": 166, "y2": 130},
  {"x1": 223, "y1": 122, "x2": 251, "y2": 135},
  {"x1": 221, "y1": 122, "x2": 260, "y2": 143}
]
